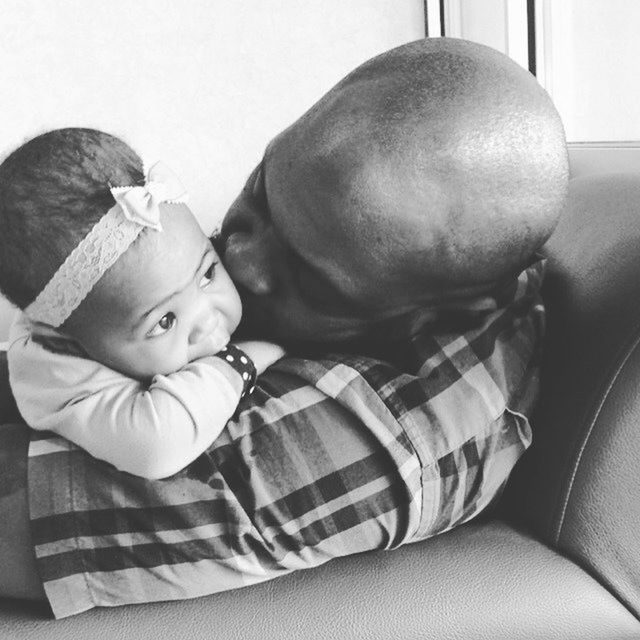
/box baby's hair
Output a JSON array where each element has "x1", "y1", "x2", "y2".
[{"x1": 0, "y1": 128, "x2": 144, "y2": 309}]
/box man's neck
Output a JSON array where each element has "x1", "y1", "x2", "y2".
[
  {"x1": 285, "y1": 307, "x2": 482, "y2": 372},
  {"x1": 285, "y1": 273, "x2": 523, "y2": 371}
]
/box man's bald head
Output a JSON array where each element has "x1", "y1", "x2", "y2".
[
  {"x1": 268, "y1": 37, "x2": 568, "y2": 291},
  {"x1": 221, "y1": 38, "x2": 568, "y2": 343}
]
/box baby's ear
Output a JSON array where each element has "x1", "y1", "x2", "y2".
[{"x1": 30, "y1": 331, "x2": 87, "y2": 358}]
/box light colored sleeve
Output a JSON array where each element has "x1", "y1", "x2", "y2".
[{"x1": 7, "y1": 316, "x2": 244, "y2": 480}]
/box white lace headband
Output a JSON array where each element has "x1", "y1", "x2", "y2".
[{"x1": 25, "y1": 161, "x2": 188, "y2": 327}]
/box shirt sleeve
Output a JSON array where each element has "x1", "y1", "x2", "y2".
[{"x1": 8, "y1": 316, "x2": 247, "y2": 479}]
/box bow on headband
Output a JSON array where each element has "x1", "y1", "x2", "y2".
[{"x1": 110, "y1": 161, "x2": 188, "y2": 231}]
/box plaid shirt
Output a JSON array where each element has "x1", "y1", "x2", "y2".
[{"x1": 28, "y1": 259, "x2": 544, "y2": 618}]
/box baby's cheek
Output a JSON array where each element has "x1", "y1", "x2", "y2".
[{"x1": 138, "y1": 341, "x2": 186, "y2": 377}]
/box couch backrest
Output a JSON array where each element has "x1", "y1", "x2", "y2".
[{"x1": 506, "y1": 173, "x2": 640, "y2": 619}]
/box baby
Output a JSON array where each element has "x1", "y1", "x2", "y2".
[{"x1": 0, "y1": 128, "x2": 284, "y2": 479}]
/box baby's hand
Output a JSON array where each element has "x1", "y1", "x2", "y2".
[{"x1": 233, "y1": 340, "x2": 286, "y2": 374}]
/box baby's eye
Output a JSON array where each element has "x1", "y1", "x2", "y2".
[
  {"x1": 199, "y1": 262, "x2": 217, "y2": 288},
  {"x1": 148, "y1": 312, "x2": 177, "y2": 337}
]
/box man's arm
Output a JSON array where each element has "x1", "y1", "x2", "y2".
[
  {"x1": 25, "y1": 347, "x2": 531, "y2": 618},
  {"x1": 0, "y1": 422, "x2": 45, "y2": 600}
]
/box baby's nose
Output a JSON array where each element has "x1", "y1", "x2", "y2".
[{"x1": 189, "y1": 312, "x2": 218, "y2": 344}]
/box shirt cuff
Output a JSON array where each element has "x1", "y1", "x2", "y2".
[{"x1": 213, "y1": 345, "x2": 256, "y2": 399}]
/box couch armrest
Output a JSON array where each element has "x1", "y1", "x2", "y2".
[{"x1": 506, "y1": 173, "x2": 640, "y2": 619}]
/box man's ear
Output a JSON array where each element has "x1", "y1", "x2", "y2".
[
  {"x1": 219, "y1": 160, "x2": 281, "y2": 296},
  {"x1": 223, "y1": 226, "x2": 279, "y2": 296}
]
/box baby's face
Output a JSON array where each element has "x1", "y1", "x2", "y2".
[{"x1": 67, "y1": 203, "x2": 242, "y2": 380}]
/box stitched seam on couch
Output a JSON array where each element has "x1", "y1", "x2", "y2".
[{"x1": 554, "y1": 322, "x2": 640, "y2": 543}]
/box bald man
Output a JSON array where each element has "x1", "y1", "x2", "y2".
[
  {"x1": 0, "y1": 38, "x2": 567, "y2": 616},
  {"x1": 222, "y1": 37, "x2": 566, "y2": 345}
]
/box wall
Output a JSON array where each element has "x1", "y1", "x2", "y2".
[
  {"x1": 0, "y1": 0, "x2": 425, "y2": 340},
  {"x1": 542, "y1": 0, "x2": 640, "y2": 142}
]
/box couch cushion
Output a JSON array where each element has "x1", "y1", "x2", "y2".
[{"x1": 1, "y1": 519, "x2": 638, "y2": 639}]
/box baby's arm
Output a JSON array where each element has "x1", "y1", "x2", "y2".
[{"x1": 8, "y1": 329, "x2": 265, "y2": 480}]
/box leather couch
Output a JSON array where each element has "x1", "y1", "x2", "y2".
[{"x1": 1, "y1": 172, "x2": 640, "y2": 638}]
